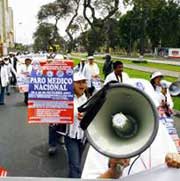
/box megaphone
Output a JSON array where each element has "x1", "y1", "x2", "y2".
[
  {"x1": 79, "y1": 83, "x2": 159, "y2": 159},
  {"x1": 169, "y1": 81, "x2": 180, "y2": 96}
]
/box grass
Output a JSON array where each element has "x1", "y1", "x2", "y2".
[
  {"x1": 72, "y1": 53, "x2": 180, "y2": 72},
  {"x1": 72, "y1": 57, "x2": 180, "y2": 111},
  {"x1": 95, "y1": 56, "x2": 180, "y2": 72}
]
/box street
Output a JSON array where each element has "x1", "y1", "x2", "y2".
[
  {"x1": 0, "y1": 89, "x2": 68, "y2": 177},
  {"x1": 0, "y1": 88, "x2": 180, "y2": 178}
]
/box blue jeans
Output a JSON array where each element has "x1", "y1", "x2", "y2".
[
  {"x1": 48, "y1": 124, "x2": 60, "y2": 147},
  {"x1": 65, "y1": 136, "x2": 84, "y2": 178},
  {"x1": 0, "y1": 86, "x2": 5, "y2": 104}
]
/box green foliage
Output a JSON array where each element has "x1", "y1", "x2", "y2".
[
  {"x1": 38, "y1": 0, "x2": 72, "y2": 22},
  {"x1": 33, "y1": 22, "x2": 65, "y2": 52}
]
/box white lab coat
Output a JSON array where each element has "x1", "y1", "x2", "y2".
[
  {"x1": 0, "y1": 65, "x2": 9, "y2": 87},
  {"x1": 81, "y1": 122, "x2": 177, "y2": 179},
  {"x1": 154, "y1": 85, "x2": 174, "y2": 109},
  {"x1": 83, "y1": 63, "x2": 100, "y2": 87},
  {"x1": 104, "y1": 72, "x2": 130, "y2": 85},
  {"x1": 5, "y1": 63, "x2": 17, "y2": 78},
  {"x1": 17, "y1": 64, "x2": 33, "y2": 75}
]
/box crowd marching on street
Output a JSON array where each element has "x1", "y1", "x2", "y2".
[{"x1": 0, "y1": 52, "x2": 180, "y2": 179}]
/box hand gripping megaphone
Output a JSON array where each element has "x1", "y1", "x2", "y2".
[{"x1": 78, "y1": 82, "x2": 159, "y2": 159}]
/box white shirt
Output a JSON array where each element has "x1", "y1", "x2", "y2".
[
  {"x1": 5, "y1": 63, "x2": 17, "y2": 78},
  {"x1": 17, "y1": 64, "x2": 33, "y2": 75},
  {"x1": 104, "y1": 72, "x2": 130, "y2": 85},
  {"x1": 81, "y1": 122, "x2": 177, "y2": 179},
  {"x1": 67, "y1": 94, "x2": 87, "y2": 140},
  {"x1": 83, "y1": 63, "x2": 100, "y2": 87},
  {"x1": 0, "y1": 65, "x2": 9, "y2": 87},
  {"x1": 154, "y1": 85, "x2": 174, "y2": 109}
]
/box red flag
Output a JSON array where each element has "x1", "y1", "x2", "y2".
[{"x1": 0, "y1": 167, "x2": 7, "y2": 177}]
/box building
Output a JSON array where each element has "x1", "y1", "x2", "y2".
[{"x1": 0, "y1": 0, "x2": 14, "y2": 56}]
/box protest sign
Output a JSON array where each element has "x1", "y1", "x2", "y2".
[
  {"x1": 28, "y1": 60, "x2": 74, "y2": 124},
  {"x1": 16, "y1": 72, "x2": 30, "y2": 93}
]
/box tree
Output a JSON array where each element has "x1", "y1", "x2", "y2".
[
  {"x1": 82, "y1": 0, "x2": 120, "y2": 54},
  {"x1": 33, "y1": 22, "x2": 66, "y2": 52},
  {"x1": 33, "y1": 23, "x2": 54, "y2": 52},
  {"x1": 65, "y1": 0, "x2": 81, "y2": 53},
  {"x1": 37, "y1": 0, "x2": 73, "y2": 52}
]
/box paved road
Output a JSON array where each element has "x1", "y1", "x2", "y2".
[{"x1": 0, "y1": 89, "x2": 68, "y2": 177}]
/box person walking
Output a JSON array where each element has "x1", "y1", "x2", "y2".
[
  {"x1": 0, "y1": 58, "x2": 9, "y2": 105},
  {"x1": 3, "y1": 57, "x2": 17, "y2": 95},
  {"x1": 83, "y1": 56, "x2": 100, "y2": 97},
  {"x1": 103, "y1": 54, "x2": 113, "y2": 79},
  {"x1": 64, "y1": 72, "x2": 88, "y2": 178}
]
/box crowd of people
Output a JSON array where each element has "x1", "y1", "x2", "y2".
[{"x1": 0, "y1": 52, "x2": 179, "y2": 179}]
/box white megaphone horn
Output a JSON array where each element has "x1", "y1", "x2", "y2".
[{"x1": 78, "y1": 82, "x2": 159, "y2": 159}]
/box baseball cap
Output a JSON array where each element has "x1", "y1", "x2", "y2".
[
  {"x1": 74, "y1": 72, "x2": 87, "y2": 81},
  {"x1": 150, "y1": 72, "x2": 163, "y2": 80}
]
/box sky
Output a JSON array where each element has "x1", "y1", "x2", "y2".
[
  {"x1": 9, "y1": 0, "x2": 55, "y2": 44},
  {"x1": 9, "y1": 0, "x2": 128, "y2": 45}
]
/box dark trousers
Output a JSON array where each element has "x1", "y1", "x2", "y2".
[
  {"x1": 11, "y1": 73, "x2": 17, "y2": 85},
  {"x1": 24, "y1": 92, "x2": 28, "y2": 105},
  {"x1": 0, "y1": 86, "x2": 5, "y2": 104},
  {"x1": 48, "y1": 124, "x2": 61, "y2": 147},
  {"x1": 65, "y1": 136, "x2": 84, "y2": 178}
]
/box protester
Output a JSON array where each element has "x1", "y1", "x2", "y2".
[
  {"x1": 150, "y1": 71, "x2": 180, "y2": 152},
  {"x1": 17, "y1": 58, "x2": 32, "y2": 105},
  {"x1": 74, "y1": 58, "x2": 86, "y2": 73},
  {"x1": 3, "y1": 57, "x2": 17, "y2": 95},
  {"x1": 150, "y1": 71, "x2": 174, "y2": 115},
  {"x1": 9, "y1": 52, "x2": 18, "y2": 85},
  {"x1": 63, "y1": 72, "x2": 88, "y2": 178},
  {"x1": 104, "y1": 61, "x2": 129, "y2": 85},
  {"x1": 0, "y1": 58, "x2": 9, "y2": 105},
  {"x1": 83, "y1": 56, "x2": 100, "y2": 96},
  {"x1": 103, "y1": 54, "x2": 113, "y2": 78}
]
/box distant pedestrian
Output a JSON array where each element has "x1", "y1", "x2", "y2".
[
  {"x1": 103, "y1": 54, "x2": 113, "y2": 78},
  {"x1": 83, "y1": 56, "x2": 100, "y2": 97},
  {"x1": 74, "y1": 58, "x2": 86, "y2": 73},
  {"x1": 18, "y1": 58, "x2": 32, "y2": 105},
  {"x1": 0, "y1": 58, "x2": 9, "y2": 105},
  {"x1": 9, "y1": 52, "x2": 18, "y2": 85},
  {"x1": 3, "y1": 57, "x2": 17, "y2": 95}
]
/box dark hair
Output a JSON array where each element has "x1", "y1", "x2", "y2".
[{"x1": 113, "y1": 61, "x2": 123, "y2": 69}]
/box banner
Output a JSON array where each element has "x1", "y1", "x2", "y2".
[
  {"x1": 28, "y1": 60, "x2": 74, "y2": 124},
  {"x1": 16, "y1": 72, "x2": 30, "y2": 93},
  {"x1": 0, "y1": 167, "x2": 7, "y2": 177}
]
